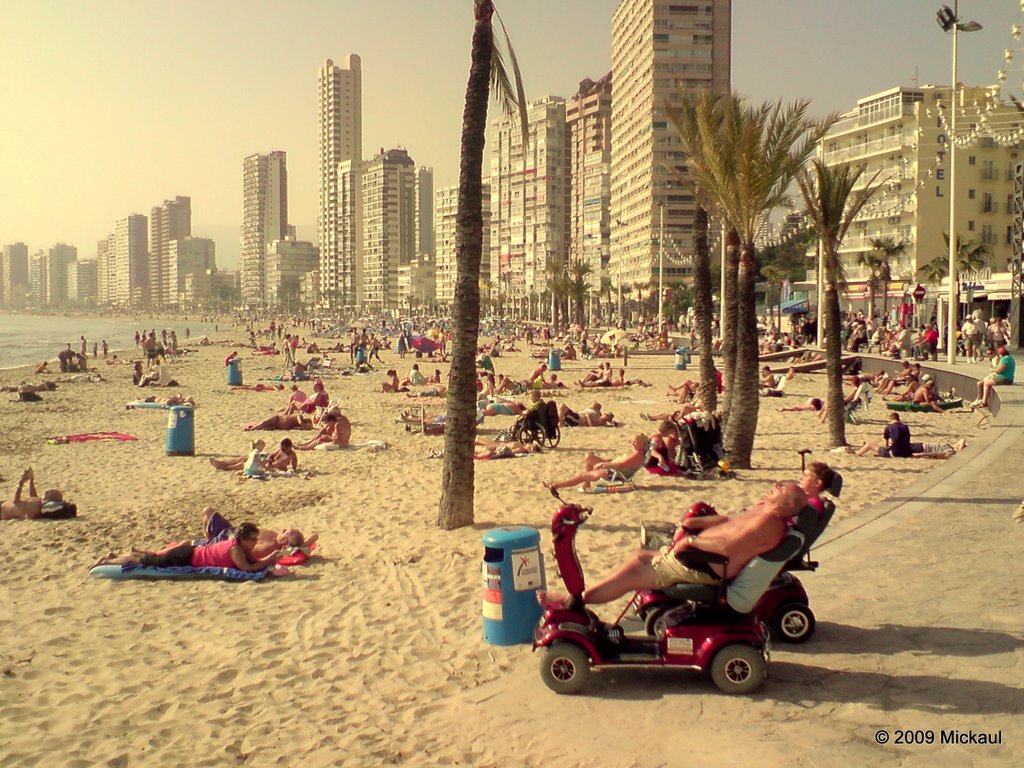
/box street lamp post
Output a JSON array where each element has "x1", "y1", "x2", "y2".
[
  {"x1": 658, "y1": 201, "x2": 665, "y2": 329},
  {"x1": 937, "y1": 2, "x2": 983, "y2": 364}
]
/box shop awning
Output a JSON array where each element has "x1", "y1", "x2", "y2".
[
  {"x1": 780, "y1": 299, "x2": 809, "y2": 315},
  {"x1": 987, "y1": 291, "x2": 1012, "y2": 301}
]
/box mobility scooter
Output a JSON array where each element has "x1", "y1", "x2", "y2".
[
  {"x1": 635, "y1": 472, "x2": 842, "y2": 644},
  {"x1": 533, "y1": 491, "x2": 820, "y2": 695}
]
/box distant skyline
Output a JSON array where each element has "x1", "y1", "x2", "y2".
[{"x1": 2, "y1": 0, "x2": 1020, "y2": 268}]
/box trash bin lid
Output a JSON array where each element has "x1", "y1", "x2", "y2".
[{"x1": 482, "y1": 526, "x2": 540, "y2": 550}]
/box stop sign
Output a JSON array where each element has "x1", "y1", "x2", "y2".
[{"x1": 913, "y1": 284, "x2": 926, "y2": 301}]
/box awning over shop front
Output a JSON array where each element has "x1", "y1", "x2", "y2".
[
  {"x1": 987, "y1": 291, "x2": 1012, "y2": 301},
  {"x1": 780, "y1": 299, "x2": 809, "y2": 315}
]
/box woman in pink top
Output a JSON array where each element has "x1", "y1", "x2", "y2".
[{"x1": 92, "y1": 523, "x2": 280, "y2": 572}]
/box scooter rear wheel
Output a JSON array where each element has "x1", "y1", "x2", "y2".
[
  {"x1": 539, "y1": 642, "x2": 591, "y2": 695},
  {"x1": 709, "y1": 643, "x2": 765, "y2": 694},
  {"x1": 773, "y1": 603, "x2": 815, "y2": 644}
]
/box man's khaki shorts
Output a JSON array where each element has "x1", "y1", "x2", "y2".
[{"x1": 650, "y1": 546, "x2": 721, "y2": 589}]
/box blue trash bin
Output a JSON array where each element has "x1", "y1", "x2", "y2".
[
  {"x1": 355, "y1": 346, "x2": 367, "y2": 366},
  {"x1": 166, "y1": 405, "x2": 195, "y2": 456},
  {"x1": 482, "y1": 527, "x2": 545, "y2": 645},
  {"x1": 548, "y1": 348, "x2": 561, "y2": 371},
  {"x1": 226, "y1": 357, "x2": 243, "y2": 386},
  {"x1": 674, "y1": 347, "x2": 690, "y2": 371}
]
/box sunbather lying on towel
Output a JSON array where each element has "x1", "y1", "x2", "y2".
[
  {"x1": 92, "y1": 522, "x2": 281, "y2": 572},
  {"x1": 194, "y1": 508, "x2": 317, "y2": 557},
  {"x1": 243, "y1": 413, "x2": 314, "y2": 431}
]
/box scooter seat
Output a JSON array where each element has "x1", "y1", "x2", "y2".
[{"x1": 660, "y1": 583, "x2": 719, "y2": 603}]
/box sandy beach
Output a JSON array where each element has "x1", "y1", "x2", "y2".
[{"x1": 0, "y1": 332, "x2": 1004, "y2": 767}]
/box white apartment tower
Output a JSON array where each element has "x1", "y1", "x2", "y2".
[
  {"x1": 46, "y1": 243, "x2": 77, "y2": 304},
  {"x1": 416, "y1": 166, "x2": 435, "y2": 258},
  {"x1": 112, "y1": 214, "x2": 149, "y2": 306},
  {"x1": 568, "y1": 73, "x2": 613, "y2": 300},
  {"x1": 1, "y1": 242, "x2": 30, "y2": 306},
  {"x1": 318, "y1": 55, "x2": 363, "y2": 307},
  {"x1": 491, "y1": 96, "x2": 571, "y2": 307},
  {"x1": 819, "y1": 85, "x2": 1022, "y2": 302},
  {"x1": 362, "y1": 148, "x2": 417, "y2": 309},
  {"x1": 434, "y1": 182, "x2": 491, "y2": 307},
  {"x1": 610, "y1": 0, "x2": 731, "y2": 294},
  {"x1": 167, "y1": 237, "x2": 216, "y2": 306},
  {"x1": 241, "y1": 151, "x2": 289, "y2": 306},
  {"x1": 150, "y1": 196, "x2": 191, "y2": 307}
]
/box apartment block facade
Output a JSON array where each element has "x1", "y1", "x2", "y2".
[
  {"x1": 265, "y1": 238, "x2": 319, "y2": 307},
  {"x1": 167, "y1": 237, "x2": 216, "y2": 305},
  {"x1": 819, "y1": 85, "x2": 1021, "y2": 296},
  {"x1": 610, "y1": 0, "x2": 731, "y2": 294},
  {"x1": 241, "y1": 152, "x2": 288, "y2": 306},
  {"x1": 1, "y1": 242, "x2": 29, "y2": 305},
  {"x1": 362, "y1": 148, "x2": 417, "y2": 309},
  {"x1": 318, "y1": 55, "x2": 363, "y2": 307},
  {"x1": 46, "y1": 243, "x2": 78, "y2": 304},
  {"x1": 68, "y1": 259, "x2": 97, "y2": 304},
  {"x1": 150, "y1": 196, "x2": 191, "y2": 306},
  {"x1": 490, "y1": 96, "x2": 571, "y2": 307},
  {"x1": 434, "y1": 182, "x2": 491, "y2": 307},
  {"x1": 568, "y1": 72, "x2": 613, "y2": 297}
]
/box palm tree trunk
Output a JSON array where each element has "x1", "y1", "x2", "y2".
[
  {"x1": 867, "y1": 276, "x2": 876, "y2": 323},
  {"x1": 724, "y1": 242, "x2": 760, "y2": 468},
  {"x1": 693, "y1": 206, "x2": 717, "y2": 411},
  {"x1": 437, "y1": 0, "x2": 492, "y2": 530},
  {"x1": 719, "y1": 229, "x2": 740, "y2": 423},
  {"x1": 824, "y1": 269, "x2": 847, "y2": 448}
]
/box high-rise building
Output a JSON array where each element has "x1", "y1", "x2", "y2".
[
  {"x1": 817, "y1": 84, "x2": 1023, "y2": 307},
  {"x1": 434, "y1": 182, "x2": 491, "y2": 307},
  {"x1": 491, "y1": 96, "x2": 571, "y2": 308},
  {"x1": 96, "y1": 234, "x2": 116, "y2": 305},
  {"x1": 167, "y1": 237, "x2": 216, "y2": 306},
  {"x1": 568, "y1": 72, "x2": 613, "y2": 303},
  {"x1": 241, "y1": 152, "x2": 288, "y2": 306},
  {"x1": 111, "y1": 214, "x2": 149, "y2": 306},
  {"x1": 318, "y1": 55, "x2": 363, "y2": 307},
  {"x1": 68, "y1": 259, "x2": 97, "y2": 304},
  {"x1": 416, "y1": 166, "x2": 435, "y2": 259},
  {"x1": 46, "y1": 243, "x2": 78, "y2": 304},
  {"x1": 362, "y1": 148, "x2": 417, "y2": 309},
  {"x1": 265, "y1": 238, "x2": 319, "y2": 307},
  {"x1": 610, "y1": 0, "x2": 731, "y2": 297},
  {"x1": 1, "y1": 242, "x2": 30, "y2": 306},
  {"x1": 29, "y1": 250, "x2": 46, "y2": 305},
  {"x1": 150, "y1": 196, "x2": 191, "y2": 306}
]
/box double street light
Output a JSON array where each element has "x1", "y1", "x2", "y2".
[{"x1": 936, "y1": 2, "x2": 983, "y2": 364}]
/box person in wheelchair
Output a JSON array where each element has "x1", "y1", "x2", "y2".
[{"x1": 537, "y1": 481, "x2": 807, "y2": 606}]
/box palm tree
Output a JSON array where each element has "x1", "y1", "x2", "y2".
[
  {"x1": 438, "y1": 0, "x2": 527, "y2": 530},
  {"x1": 854, "y1": 249, "x2": 886, "y2": 322},
  {"x1": 567, "y1": 260, "x2": 593, "y2": 326},
  {"x1": 866, "y1": 236, "x2": 908, "y2": 322},
  {"x1": 797, "y1": 160, "x2": 886, "y2": 448},
  {"x1": 917, "y1": 234, "x2": 990, "y2": 314},
  {"x1": 668, "y1": 91, "x2": 832, "y2": 467},
  {"x1": 692, "y1": 205, "x2": 717, "y2": 410}
]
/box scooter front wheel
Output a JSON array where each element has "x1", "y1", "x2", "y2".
[
  {"x1": 773, "y1": 603, "x2": 815, "y2": 644},
  {"x1": 709, "y1": 643, "x2": 765, "y2": 695},
  {"x1": 539, "y1": 642, "x2": 591, "y2": 695}
]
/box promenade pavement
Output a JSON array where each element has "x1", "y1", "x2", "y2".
[{"x1": 465, "y1": 352, "x2": 1023, "y2": 767}]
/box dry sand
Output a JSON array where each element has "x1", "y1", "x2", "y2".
[{"x1": 0, "y1": 333, "x2": 997, "y2": 766}]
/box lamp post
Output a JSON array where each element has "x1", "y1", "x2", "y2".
[
  {"x1": 937, "y1": 2, "x2": 983, "y2": 364},
  {"x1": 658, "y1": 201, "x2": 665, "y2": 329}
]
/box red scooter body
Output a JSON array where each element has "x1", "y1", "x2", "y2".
[{"x1": 533, "y1": 500, "x2": 770, "y2": 695}]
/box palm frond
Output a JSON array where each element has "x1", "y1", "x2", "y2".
[{"x1": 492, "y1": 6, "x2": 529, "y2": 152}]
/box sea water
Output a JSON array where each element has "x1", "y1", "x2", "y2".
[{"x1": 0, "y1": 312, "x2": 220, "y2": 370}]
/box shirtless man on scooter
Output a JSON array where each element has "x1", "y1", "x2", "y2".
[{"x1": 537, "y1": 481, "x2": 808, "y2": 606}]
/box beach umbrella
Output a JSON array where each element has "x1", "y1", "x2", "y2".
[
  {"x1": 601, "y1": 329, "x2": 628, "y2": 345},
  {"x1": 411, "y1": 336, "x2": 440, "y2": 353}
]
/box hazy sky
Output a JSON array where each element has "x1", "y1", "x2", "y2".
[{"x1": 2, "y1": 0, "x2": 1020, "y2": 268}]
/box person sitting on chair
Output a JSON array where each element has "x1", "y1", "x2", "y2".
[
  {"x1": 537, "y1": 481, "x2": 808, "y2": 605},
  {"x1": 541, "y1": 433, "x2": 649, "y2": 490}
]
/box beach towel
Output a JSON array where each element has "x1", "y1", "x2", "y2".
[
  {"x1": 580, "y1": 483, "x2": 635, "y2": 494},
  {"x1": 47, "y1": 432, "x2": 138, "y2": 444},
  {"x1": 90, "y1": 564, "x2": 269, "y2": 581},
  {"x1": 126, "y1": 401, "x2": 174, "y2": 410}
]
